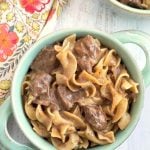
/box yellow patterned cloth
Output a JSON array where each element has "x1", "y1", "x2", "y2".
[{"x1": 0, "y1": 0, "x2": 68, "y2": 105}]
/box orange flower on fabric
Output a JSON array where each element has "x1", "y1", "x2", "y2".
[
  {"x1": 20, "y1": 0, "x2": 51, "y2": 14},
  {"x1": 0, "y1": 24, "x2": 19, "y2": 62}
]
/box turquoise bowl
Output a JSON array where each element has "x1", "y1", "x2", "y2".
[{"x1": 109, "y1": 0, "x2": 150, "y2": 15}]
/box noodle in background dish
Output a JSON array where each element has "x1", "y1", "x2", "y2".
[{"x1": 22, "y1": 34, "x2": 138, "y2": 150}]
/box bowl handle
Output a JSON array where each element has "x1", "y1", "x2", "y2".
[
  {"x1": 0, "y1": 98, "x2": 34, "y2": 150},
  {"x1": 112, "y1": 30, "x2": 150, "y2": 88}
]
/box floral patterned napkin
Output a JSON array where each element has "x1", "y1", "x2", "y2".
[{"x1": 0, "y1": 0, "x2": 68, "y2": 105}]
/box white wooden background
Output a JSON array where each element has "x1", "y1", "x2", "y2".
[{"x1": 8, "y1": 0, "x2": 150, "y2": 150}]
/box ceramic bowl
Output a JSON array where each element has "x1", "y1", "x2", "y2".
[{"x1": 109, "y1": 0, "x2": 150, "y2": 15}]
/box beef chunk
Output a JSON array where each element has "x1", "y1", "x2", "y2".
[
  {"x1": 32, "y1": 88, "x2": 60, "y2": 109},
  {"x1": 82, "y1": 105, "x2": 107, "y2": 131},
  {"x1": 31, "y1": 46, "x2": 59, "y2": 74},
  {"x1": 57, "y1": 85, "x2": 73, "y2": 110},
  {"x1": 30, "y1": 71, "x2": 52, "y2": 106},
  {"x1": 30, "y1": 72, "x2": 60, "y2": 109},
  {"x1": 30, "y1": 71, "x2": 52, "y2": 97},
  {"x1": 57, "y1": 85, "x2": 85, "y2": 110},
  {"x1": 74, "y1": 35, "x2": 101, "y2": 73},
  {"x1": 48, "y1": 88, "x2": 60, "y2": 110}
]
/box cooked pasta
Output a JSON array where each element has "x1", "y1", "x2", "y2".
[{"x1": 22, "y1": 34, "x2": 138, "y2": 150}]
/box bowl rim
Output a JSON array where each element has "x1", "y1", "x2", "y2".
[
  {"x1": 109, "y1": 0, "x2": 150, "y2": 15},
  {"x1": 11, "y1": 28, "x2": 144, "y2": 150}
]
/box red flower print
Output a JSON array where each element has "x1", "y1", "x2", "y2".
[
  {"x1": 20, "y1": 0, "x2": 51, "y2": 14},
  {"x1": 0, "y1": 24, "x2": 19, "y2": 62}
]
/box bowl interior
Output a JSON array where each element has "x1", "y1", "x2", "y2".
[
  {"x1": 11, "y1": 29, "x2": 144, "y2": 150},
  {"x1": 109, "y1": 0, "x2": 150, "y2": 15}
]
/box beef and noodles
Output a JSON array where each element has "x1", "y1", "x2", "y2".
[
  {"x1": 118, "y1": 0, "x2": 150, "y2": 9},
  {"x1": 22, "y1": 34, "x2": 138, "y2": 150}
]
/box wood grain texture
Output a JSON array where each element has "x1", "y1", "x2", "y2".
[{"x1": 8, "y1": 0, "x2": 150, "y2": 150}]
